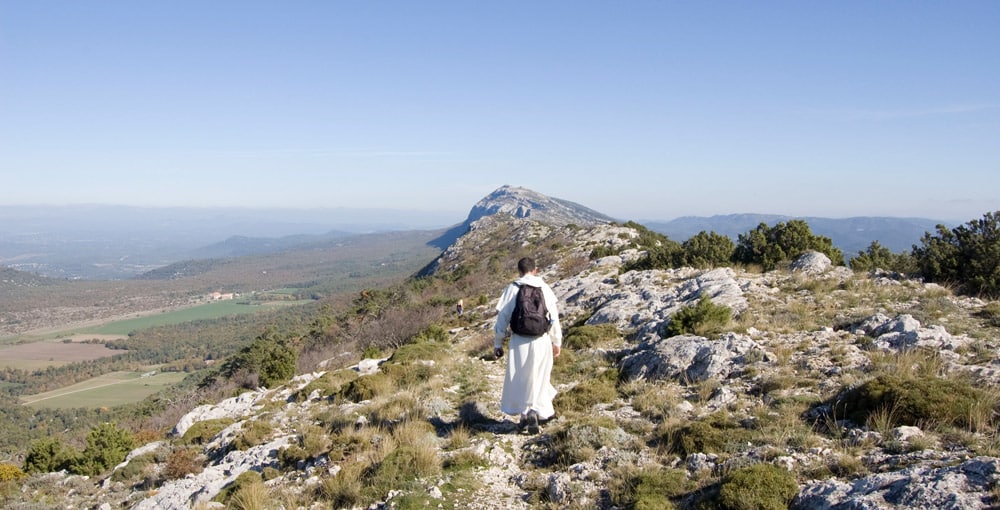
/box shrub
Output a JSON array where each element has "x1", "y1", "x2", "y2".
[
  {"x1": 679, "y1": 231, "x2": 736, "y2": 268},
  {"x1": 71, "y1": 422, "x2": 136, "y2": 476},
  {"x1": 665, "y1": 296, "x2": 732, "y2": 337},
  {"x1": 849, "y1": 240, "x2": 918, "y2": 274},
  {"x1": 913, "y1": 211, "x2": 1000, "y2": 298},
  {"x1": 220, "y1": 327, "x2": 298, "y2": 389},
  {"x1": 0, "y1": 464, "x2": 25, "y2": 482},
  {"x1": 23, "y1": 437, "x2": 74, "y2": 474},
  {"x1": 733, "y1": 220, "x2": 844, "y2": 271},
  {"x1": 717, "y1": 463, "x2": 798, "y2": 510},
  {"x1": 163, "y1": 447, "x2": 203, "y2": 479}
]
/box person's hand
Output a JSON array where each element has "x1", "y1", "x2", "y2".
[
  {"x1": 552, "y1": 344, "x2": 561, "y2": 358},
  {"x1": 494, "y1": 347, "x2": 504, "y2": 359}
]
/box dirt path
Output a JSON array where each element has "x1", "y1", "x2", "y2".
[{"x1": 451, "y1": 327, "x2": 539, "y2": 509}]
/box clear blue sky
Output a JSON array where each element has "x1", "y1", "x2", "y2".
[{"x1": 2, "y1": 1, "x2": 998, "y2": 223}]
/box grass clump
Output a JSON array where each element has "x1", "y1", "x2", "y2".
[
  {"x1": 609, "y1": 465, "x2": 692, "y2": 510},
  {"x1": 663, "y1": 412, "x2": 753, "y2": 458},
  {"x1": 214, "y1": 470, "x2": 264, "y2": 506},
  {"x1": 339, "y1": 372, "x2": 394, "y2": 402},
  {"x1": 716, "y1": 463, "x2": 798, "y2": 510},
  {"x1": 977, "y1": 302, "x2": 1000, "y2": 327},
  {"x1": 389, "y1": 339, "x2": 449, "y2": 364},
  {"x1": 563, "y1": 323, "x2": 620, "y2": 349},
  {"x1": 542, "y1": 416, "x2": 632, "y2": 467},
  {"x1": 232, "y1": 419, "x2": 274, "y2": 451},
  {"x1": 553, "y1": 368, "x2": 619, "y2": 413},
  {"x1": 294, "y1": 369, "x2": 358, "y2": 401},
  {"x1": 665, "y1": 296, "x2": 732, "y2": 337},
  {"x1": 833, "y1": 373, "x2": 994, "y2": 431},
  {"x1": 180, "y1": 418, "x2": 235, "y2": 446}
]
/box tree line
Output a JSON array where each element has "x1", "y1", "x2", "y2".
[{"x1": 595, "y1": 211, "x2": 1000, "y2": 299}]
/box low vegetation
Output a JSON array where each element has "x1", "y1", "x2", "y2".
[{"x1": 4, "y1": 209, "x2": 1000, "y2": 509}]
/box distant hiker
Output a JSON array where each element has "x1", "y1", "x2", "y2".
[
  {"x1": 493, "y1": 257, "x2": 563, "y2": 434},
  {"x1": 457, "y1": 299, "x2": 464, "y2": 316}
]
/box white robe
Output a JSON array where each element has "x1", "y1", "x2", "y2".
[{"x1": 494, "y1": 274, "x2": 563, "y2": 419}]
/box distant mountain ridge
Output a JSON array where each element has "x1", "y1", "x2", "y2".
[{"x1": 644, "y1": 214, "x2": 947, "y2": 254}]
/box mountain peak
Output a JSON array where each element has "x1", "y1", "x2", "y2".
[{"x1": 466, "y1": 185, "x2": 614, "y2": 227}]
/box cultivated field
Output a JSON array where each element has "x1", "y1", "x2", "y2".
[
  {"x1": 0, "y1": 339, "x2": 128, "y2": 370},
  {"x1": 20, "y1": 370, "x2": 188, "y2": 409},
  {"x1": 77, "y1": 299, "x2": 312, "y2": 336}
]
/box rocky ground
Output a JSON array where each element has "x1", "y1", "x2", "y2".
[{"x1": 7, "y1": 221, "x2": 1000, "y2": 509}]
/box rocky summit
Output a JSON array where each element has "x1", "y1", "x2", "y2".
[
  {"x1": 465, "y1": 185, "x2": 615, "y2": 227},
  {"x1": 9, "y1": 189, "x2": 1000, "y2": 510}
]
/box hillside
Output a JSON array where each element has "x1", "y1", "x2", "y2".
[
  {"x1": 9, "y1": 187, "x2": 1000, "y2": 509},
  {"x1": 0, "y1": 230, "x2": 442, "y2": 339}
]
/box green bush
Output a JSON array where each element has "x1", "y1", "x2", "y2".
[
  {"x1": 913, "y1": 211, "x2": 1000, "y2": 298},
  {"x1": 220, "y1": 327, "x2": 298, "y2": 389},
  {"x1": 733, "y1": 220, "x2": 844, "y2": 271},
  {"x1": 23, "y1": 437, "x2": 74, "y2": 474},
  {"x1": 71, "y1": 422, "x2": 136, "y2": 476},
  {"x1": 834, "y1": 374, "x2": 989, "y2": 429},
  {"x1": 717, "y1": 463, "x2": 798, "y2": 510},
  {"x1": 665, "y1": 296, "x2": 732, "y2": 337},
  {"x1": 680, "y1": 231, "x2": 736, "y2": 268},
  {"x1": 849, "y1": 241, "x2": 918, "y2": 274}
]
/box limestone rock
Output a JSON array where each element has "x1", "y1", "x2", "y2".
[
  {"x1": 791, "y1": 251, "x2": 832, "y2": 274},
  {"x1": 172, "y1": 389, "x2": 269, "y2": 437},
  {"x1": 793, "y1": 457, "x2": 1000, "y2": 510},
  {"x1": 619, "y1": 333, "x2": 764, "y2": 383}
]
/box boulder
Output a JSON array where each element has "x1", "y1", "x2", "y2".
[
  {"x1": 793, "y1": 456, "x2": 1000, "y2": 510},
  {"x1": 791, "y1": 251, "x2": 832, "y2": 275},
  {"x1": 619, "y1": 333, "x2": 764, "y2": 383}
]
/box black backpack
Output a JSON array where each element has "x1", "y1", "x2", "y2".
[{"x1": 510, "y1": 283, "x2": 549, "y2": 336}]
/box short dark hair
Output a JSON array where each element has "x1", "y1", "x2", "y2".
[{"x1": 517, "y1": 257, "x2": 536, "y2": 275}]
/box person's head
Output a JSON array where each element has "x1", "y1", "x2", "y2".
[{"x1": 517, "y1": 257, "x2": 537, "y2": 276}]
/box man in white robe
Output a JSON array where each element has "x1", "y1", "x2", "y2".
[{"x1": 494, "y1": 257, "x2": 563, "y2": 434}]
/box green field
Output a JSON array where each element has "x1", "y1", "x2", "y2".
[
  {"x1": 21, "y1": 370, "x2": 188, "y2": 409},
  {"x1": 78, "y1": 299, "x2": 311, "y2": 336}
]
